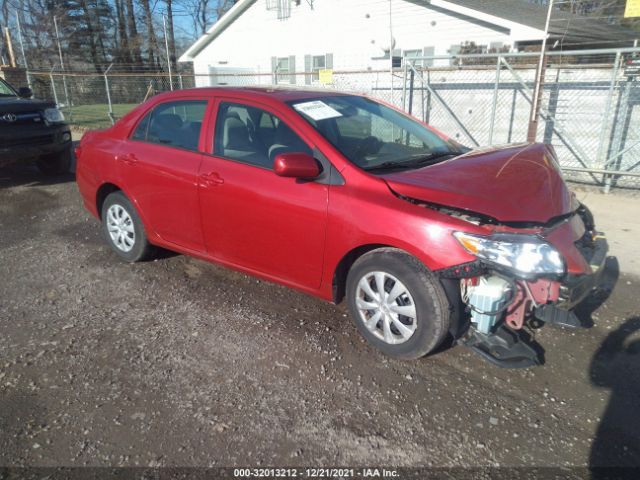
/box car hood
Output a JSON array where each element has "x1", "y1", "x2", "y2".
[
  {"x1": 0, "y1": 97, "x2": 55, "y2": 113},
  {"x1": 381, "y1": 143, "x2": 574, "y2": 224}
]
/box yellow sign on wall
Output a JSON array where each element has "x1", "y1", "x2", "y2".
[
  {"x1": 625, "y1": 0, "x2": 640, "y2": 18},
  {"x1": 318, "y1": 69, "x2": 333, "y2": 85}
]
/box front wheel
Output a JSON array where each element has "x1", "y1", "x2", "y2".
[
  {"x1": 36, "y1": 148, "x2": 72, "y2": 175},
  {"x1": 346, "y1": 248, "x2": 451, "y2": 360}
]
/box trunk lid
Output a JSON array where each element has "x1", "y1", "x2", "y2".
[{"x1": 381, "y1": 143, "x2": 573, "y2": 224}]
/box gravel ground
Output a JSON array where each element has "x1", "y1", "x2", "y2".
[{"x1": 1, "y1": 164, "x2": 639, "y2": 469}]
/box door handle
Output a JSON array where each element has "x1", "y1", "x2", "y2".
[
  {"x1": 200, "y1": 171, "x2": 224, "y2": 187},
  {"x1": 117, "y1": 153, "x2": 138, "y2": 166}
]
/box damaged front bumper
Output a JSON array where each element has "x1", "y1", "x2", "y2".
[{"x1": 438, "y1": 233, "x2": 610, "y2": 369}]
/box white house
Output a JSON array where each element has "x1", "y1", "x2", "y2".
[{"x1": 178, "y1": 0, "x2": 638, "y2": 87}]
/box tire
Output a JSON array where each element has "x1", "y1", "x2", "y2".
[
  {"x1": 36, "y1": 148, "x2": 72, "y2": 175},
  {"x1": 101, "y1": 191, "x2": 155, "y2": 262},
  {"x1": 346, "y1": 248, "x2": 451, "y2": 360}
]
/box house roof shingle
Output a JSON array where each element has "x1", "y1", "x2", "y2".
[{"x1": 441, "y1": 0, "x2": 639, "y2": 44}]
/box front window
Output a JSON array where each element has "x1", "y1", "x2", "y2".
[
  {"x1": 214, "y1": 101, "x2": 311, "y2": 169},
  {"x1": 289, "y1": 95, "x2": 465, "y2": 172},
  {"x1": 0, "y1": 79, "x2": 17, "y2": 96}
]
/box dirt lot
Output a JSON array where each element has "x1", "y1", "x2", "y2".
[{"x1": 1, "y1": 164, "x2": 639, "y2": 470}]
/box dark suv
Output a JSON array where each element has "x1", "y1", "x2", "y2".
[{"x1": 0, "y1": 77, "x2": 72, "y2": 174}]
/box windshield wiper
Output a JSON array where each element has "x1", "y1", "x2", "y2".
[
  {"x1": 406, "y1": 151, "x2": 460, "y2": 165},
  {"x1": 363, "y1": 161, "x2": 412, "y2": 172},
  {"x1": 363, "y1": 151, "x2": 459, "y2": 172}
]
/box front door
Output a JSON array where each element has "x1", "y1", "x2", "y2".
[{"x1": 198, "y1": 99, "x2": 329, "y2": 289}]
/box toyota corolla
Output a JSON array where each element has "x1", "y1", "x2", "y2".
[{"x1": 76, "y1": 87, "x2": 609, "y2": 368}]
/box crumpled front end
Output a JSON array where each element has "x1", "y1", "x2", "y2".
[{"x1": 437, "y1": 204, "x2": 610, "y2": 368}]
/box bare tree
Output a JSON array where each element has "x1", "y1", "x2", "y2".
[
  {"x1": 178, "y1": 0, "x2": 235, "y2": 37},
  {"x1": 140, "y1": 0, "x2": 160, "y2": 68},
  {"x1": 114, "y1": 0, "x2": 132, "y2": 64},
  {"x1": 125, "y1": 0, "x2": 143, "y2": 65}
]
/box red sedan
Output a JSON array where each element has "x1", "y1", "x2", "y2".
[{"x1": 76, "y1": 87, "x2": 609, "y2": 368}]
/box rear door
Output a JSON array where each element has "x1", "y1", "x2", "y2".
[
  {"x1": 119, "y1": 98, "x2": 209, "y2": 252},
  {"x1": 198, "y1": 98, "x2": 329, "y2": 289}
]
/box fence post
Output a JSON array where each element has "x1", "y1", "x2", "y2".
[
  {"x1": 408, "y1": 67, "x2": 415, "y2": 116},
  {"x1": 178, "y1": 74, "x2": 183, "y2": 90},
  {"x1": 420, "y1": 66, "x2": 425, "y2": 122},
  {"x1": 424, "y1": 69, "x2": 431, "y2": 124},
  {"x1": 488, "y1": 55, "x2": 501, "y2": 145},
  {"x1": 104, "y1": 63, "x2": 115, "y2": 125},
  {"x1": 543, "y1": 68, "x2": 560, "y2": 144},
  {"x1": 527, "y1": 52, "x2": 547, "y2": 142},
  {"x1": 598, "y1": 52, "x2": 621, "y2": 193},
  {"x1": 162, "y1": 14, "x2": 174, "y2": 91},
  {"x1": 401, "y1": 60, "x2": 408, "y2": 111},
  {"x1": 604, "y1": 77, "x2": 632, "y2": 193},
  {"x1": 49, "y1": 66, "x2": 59, "y2": 106}
]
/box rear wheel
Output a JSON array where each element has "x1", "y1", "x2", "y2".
[
  {"x1": 36, "y1": 148, "x2": 72, "y2": 175},
  {"x1": 101, "y1": 191, "x2": 154, "y2": 262},
  {"x1": 346, "y1": 248, "x2": 451, "y2": 360}
]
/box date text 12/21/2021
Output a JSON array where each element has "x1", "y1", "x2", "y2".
[{"x1": 233, "y1": 467, "x2": 399, "y2": 478}]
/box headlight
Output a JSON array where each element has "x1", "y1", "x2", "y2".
[
  {"x1": 44, "y1": 108, "x2": 65, "y2": 123},
  {"x1": 453, "y1": 232, "x2": 565, "y2": 277}
]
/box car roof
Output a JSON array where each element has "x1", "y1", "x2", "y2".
[{"x1": 160, "y1": 86, "x2": 355, "y2": 103}]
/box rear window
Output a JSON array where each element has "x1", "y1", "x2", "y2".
[{"x1": 131, "y1": 100, "x2": 207, "y2": 152}]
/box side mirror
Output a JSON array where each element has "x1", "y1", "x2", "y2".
[
  {"x1": 274, "y1": 152, "x2": 321, "y2": 179},
  {"x1": 18, "y1": 87, "x2": 33, "y2": 99}
]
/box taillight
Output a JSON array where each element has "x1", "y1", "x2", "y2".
[{"x1": 74, "y1": 146, "x2": 82, "y2": 159}]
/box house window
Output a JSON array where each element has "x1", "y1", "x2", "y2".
[
  {"x1": 383, "y1": 49, "x2": 402, "y2": 68},
  {"x1": 311, "y1": 55, "x2": 326, "y2": 81},
  {"x1": 404, "y1": 49, "x2": 423, "y2": 67},
  {"x1": 304, "y1": 53, "x2": 333, "y2": 84},
  {"x1": 276, "y1": 57, "x2": 290, "y2": 83}
]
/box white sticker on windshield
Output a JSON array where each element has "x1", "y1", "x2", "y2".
[{"x1": 293, "y1": 100, "x2": 342, "y2": 121}]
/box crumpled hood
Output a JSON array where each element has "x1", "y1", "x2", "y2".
[
  {"x1": 0, "y1": 97, "x2": 55, "y2": 113},
  {"x1": 381, "y1": 143, "x2": 574, "y2": 224}
]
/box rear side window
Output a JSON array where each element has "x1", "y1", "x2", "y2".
[
  {"x1": 131, "y1": 100, "x2": 207, "y2": 151},
  {"x1": 213, "y1": 102, "x2": 311, "y2": 169}
]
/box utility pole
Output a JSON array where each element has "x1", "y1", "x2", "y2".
[
  {"x1": 527, "y1": 0, "x2": 553, "y2": 142},
  {"x1": 3, "y1": 27, "x2": 17, "y2": 67},
  {"x1": 16, "y1": 11, "x2": 31, "y2": 88},
  {"x1": 163, "y1": 14, "x2": 174, "y2": 91}
]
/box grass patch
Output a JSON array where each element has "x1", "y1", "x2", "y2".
[{"x1": 63, "y1": 103, "x2": 138, "y2": 129}]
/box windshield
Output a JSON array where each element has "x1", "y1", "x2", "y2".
[
  {"x1": 0, "y1": 78, "x2": 17, "y2": 97},
  {"x1": 289, "y1": 95, "x2": 465, "y2": 172}
]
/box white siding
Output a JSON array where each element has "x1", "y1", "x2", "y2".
[{"x1": 190, "y1": 0, "x2": 543, "y2": 86}]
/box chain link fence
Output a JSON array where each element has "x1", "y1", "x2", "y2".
[
  {"x1": 399, "y1": 48, "x2": 640, "y2": 190},
  {"x1": 27, "y1": 47, "x2": 640, "y2": 190}
]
